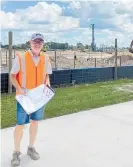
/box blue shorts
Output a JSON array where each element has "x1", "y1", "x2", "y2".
[{"x1": 16, "y1": 102, "x2": 45, "y2": 125}]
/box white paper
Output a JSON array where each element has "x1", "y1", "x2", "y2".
[{"x1": 15, "y1": 84, "x2": 55, "y2": 114}]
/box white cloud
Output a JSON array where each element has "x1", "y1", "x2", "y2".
[
  {"x1": 24, "y1": 2, "x2": 62, "y2": 23},
  {"x1": 50, "y1": 16, "x2": 79, "y2": 32},
  {"x1": 69, "y1": 1, "x2": 133, "y2": 31},
  {"x1": 1, "y1": 2, "x2": 79, "y2": 32},
  {"x1": 115, "y1": 1, "x2": 133, "y2": 15},
  {"x1": 0, "y1": 11, "x2": 21, "y2": 29},
  {"x1": 69, "y1": 1, "x2": 91, "y2": 19},
  {"x1": 70, "y1": 1, "x2": 81, "y2": 9},
  {"x1": 1, "y1": 1, "x2": 133, "y2": 47},
  {"x1": 67, "y1": 1, "x2": 133, "y2": 46}
]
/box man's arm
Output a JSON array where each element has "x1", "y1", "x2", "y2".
[
  {"x1": 10, "y1": 74, "x2": 25, "y2": 94},
  {"x1": 10, "y1": 56, "x2": 25, "y2": 95},
  {"x1": 44, "y1": 54, "x2": 52, "y2": 87}
]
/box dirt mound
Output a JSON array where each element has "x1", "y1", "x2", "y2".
[
  {"x1": 109, "y1": 55, "x2": 133, "y2": 62},
  {"x1": 120, "y1": 55, "x2": 133, "y2": 61}
]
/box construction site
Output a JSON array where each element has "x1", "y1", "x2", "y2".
[
  {"x1": 1, "y1": 48, "x2": 133, "y2": 73},
  {"x1": 1, "y1": 24, "x2": 133, "y2": 73}
]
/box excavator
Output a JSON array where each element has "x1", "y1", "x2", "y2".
[{"x1": 129, "y1": 40, "x2": 133, "y2": 53}]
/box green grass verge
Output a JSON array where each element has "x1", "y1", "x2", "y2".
[{"x1": 1, "y1": 79, "x2": 133, "y2": 129}]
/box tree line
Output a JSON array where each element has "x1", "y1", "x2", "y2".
[{"x1": 1, "y1": 41, "x2": 90, "y2": 51}]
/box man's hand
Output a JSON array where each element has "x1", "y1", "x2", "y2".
[
  {"x1": 45, "y1": 74, "x2": 50, "y2": 87},
  {"x1": 17, "y1": 88, "x2": 25, "y2": 95},
  {"x1": 45, "y1": 82, "x2": 50, "y2": 87}
]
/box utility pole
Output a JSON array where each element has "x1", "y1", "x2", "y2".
[
  {"x1": 114, "y1": 38, "x2": 118, "y2": 80},
  {"x1": 91, "y1": 24, "x2": 95, "y2": 51}
]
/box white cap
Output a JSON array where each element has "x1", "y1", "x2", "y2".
[{"x1": 31, "y1": 33, "x2": 44, "y2": 41}]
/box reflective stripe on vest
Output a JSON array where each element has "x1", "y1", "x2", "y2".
[
  {"x1": 44, "y1": 54, "x2": 48, "y2": 73},
  {"x1": 21, "y1": 53, "x2": 26, "y2": 88}
]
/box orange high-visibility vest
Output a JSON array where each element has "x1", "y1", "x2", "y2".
[{"x1": 16, "y1": 51, "x2": 47, "y2": 95}]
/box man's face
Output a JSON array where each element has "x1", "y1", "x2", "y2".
[{"x1": 30, "y1": 38, "x2": 44, "y2": 52}]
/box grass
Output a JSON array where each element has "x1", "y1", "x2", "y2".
[{"x1": 1, "y1": 78, "x2": 133, "y2": 129}]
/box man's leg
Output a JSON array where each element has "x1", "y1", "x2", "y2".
[
  {"x1": 11, "y1": 125, "x2": 24, "y2": 166},
  {"x1": 27, "y1": 106, "x2": 45, "y2": 160},
  {"x1": 14, "y1": 125, "x2": 25, "y2": 152},
  {"x1": 11, "y1": 102, "x2": 29, "y2": 166},
  {"x1": 29, "y1": 120, "x2": 38, "y2": 147}
]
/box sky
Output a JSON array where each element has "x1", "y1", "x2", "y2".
[{"x1": 1, "y1": 0, "x2": 133, "y2": 47}]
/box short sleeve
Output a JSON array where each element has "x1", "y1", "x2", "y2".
[
  {"x1": 45, "y1": 55, "x2": 52, "y2": 74},
  {"x1": 10, "y1": 56, "x2": 20, "y2": 74}
]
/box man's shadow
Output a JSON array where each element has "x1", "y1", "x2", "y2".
[{"x1": 19, "y1": 154, "x2": 31, "y2": 166}]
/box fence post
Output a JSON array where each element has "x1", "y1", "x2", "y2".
[
  {"x1": 14, "y1": 50, "x2": 15, "y2": 59},
  {"x1": 95, "y1": 58, "x2": 96, "y2": 67},
  {"x1": 8, "y1": 31, "x2": 12, "y2": 94},
  {"x1": 114, "y1": 38, "x2": 118, "y2": 80},
  {"x1": 55, "y1": 50, "x2": 57, "y2": 69},
  {"x1": 6, "y1": 50, "x2": 7, "y2": 66},
  {"x1": 74, "y1": 51, "x2": 76, "y2": 69}
]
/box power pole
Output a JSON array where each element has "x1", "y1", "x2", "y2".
[
  {"x1": 114, "y1": 38, "x2": 118, "y2": 80},
  {"x1": 91, "y1": 24, "x2": 95, "y2": 51}
]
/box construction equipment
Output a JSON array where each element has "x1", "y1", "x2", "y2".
[{"x1": 129, "y1": 40, "x2": 133, "y2": 53}]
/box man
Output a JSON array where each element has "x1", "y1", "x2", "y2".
[
  {"x1": 10, "y1": 33, "x2": 52, "y2": 166},
  {"x1": 129, "y1": 40, "x2": 133, "y2": 53}
]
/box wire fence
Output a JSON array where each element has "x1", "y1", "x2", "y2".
[{"x1": 1, "y1": 48, "x2": 133, "y2": 73}]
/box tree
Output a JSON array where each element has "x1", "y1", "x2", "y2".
[
  {"x1": 85, "y1": 44, "x2": 89, "y2": 49},
  {"x1": 65, "y1": 43, "x2": 69, "y2": 49},
  {"x1": 76, "y1": 43, "x2": 84, "y2": 50}
]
